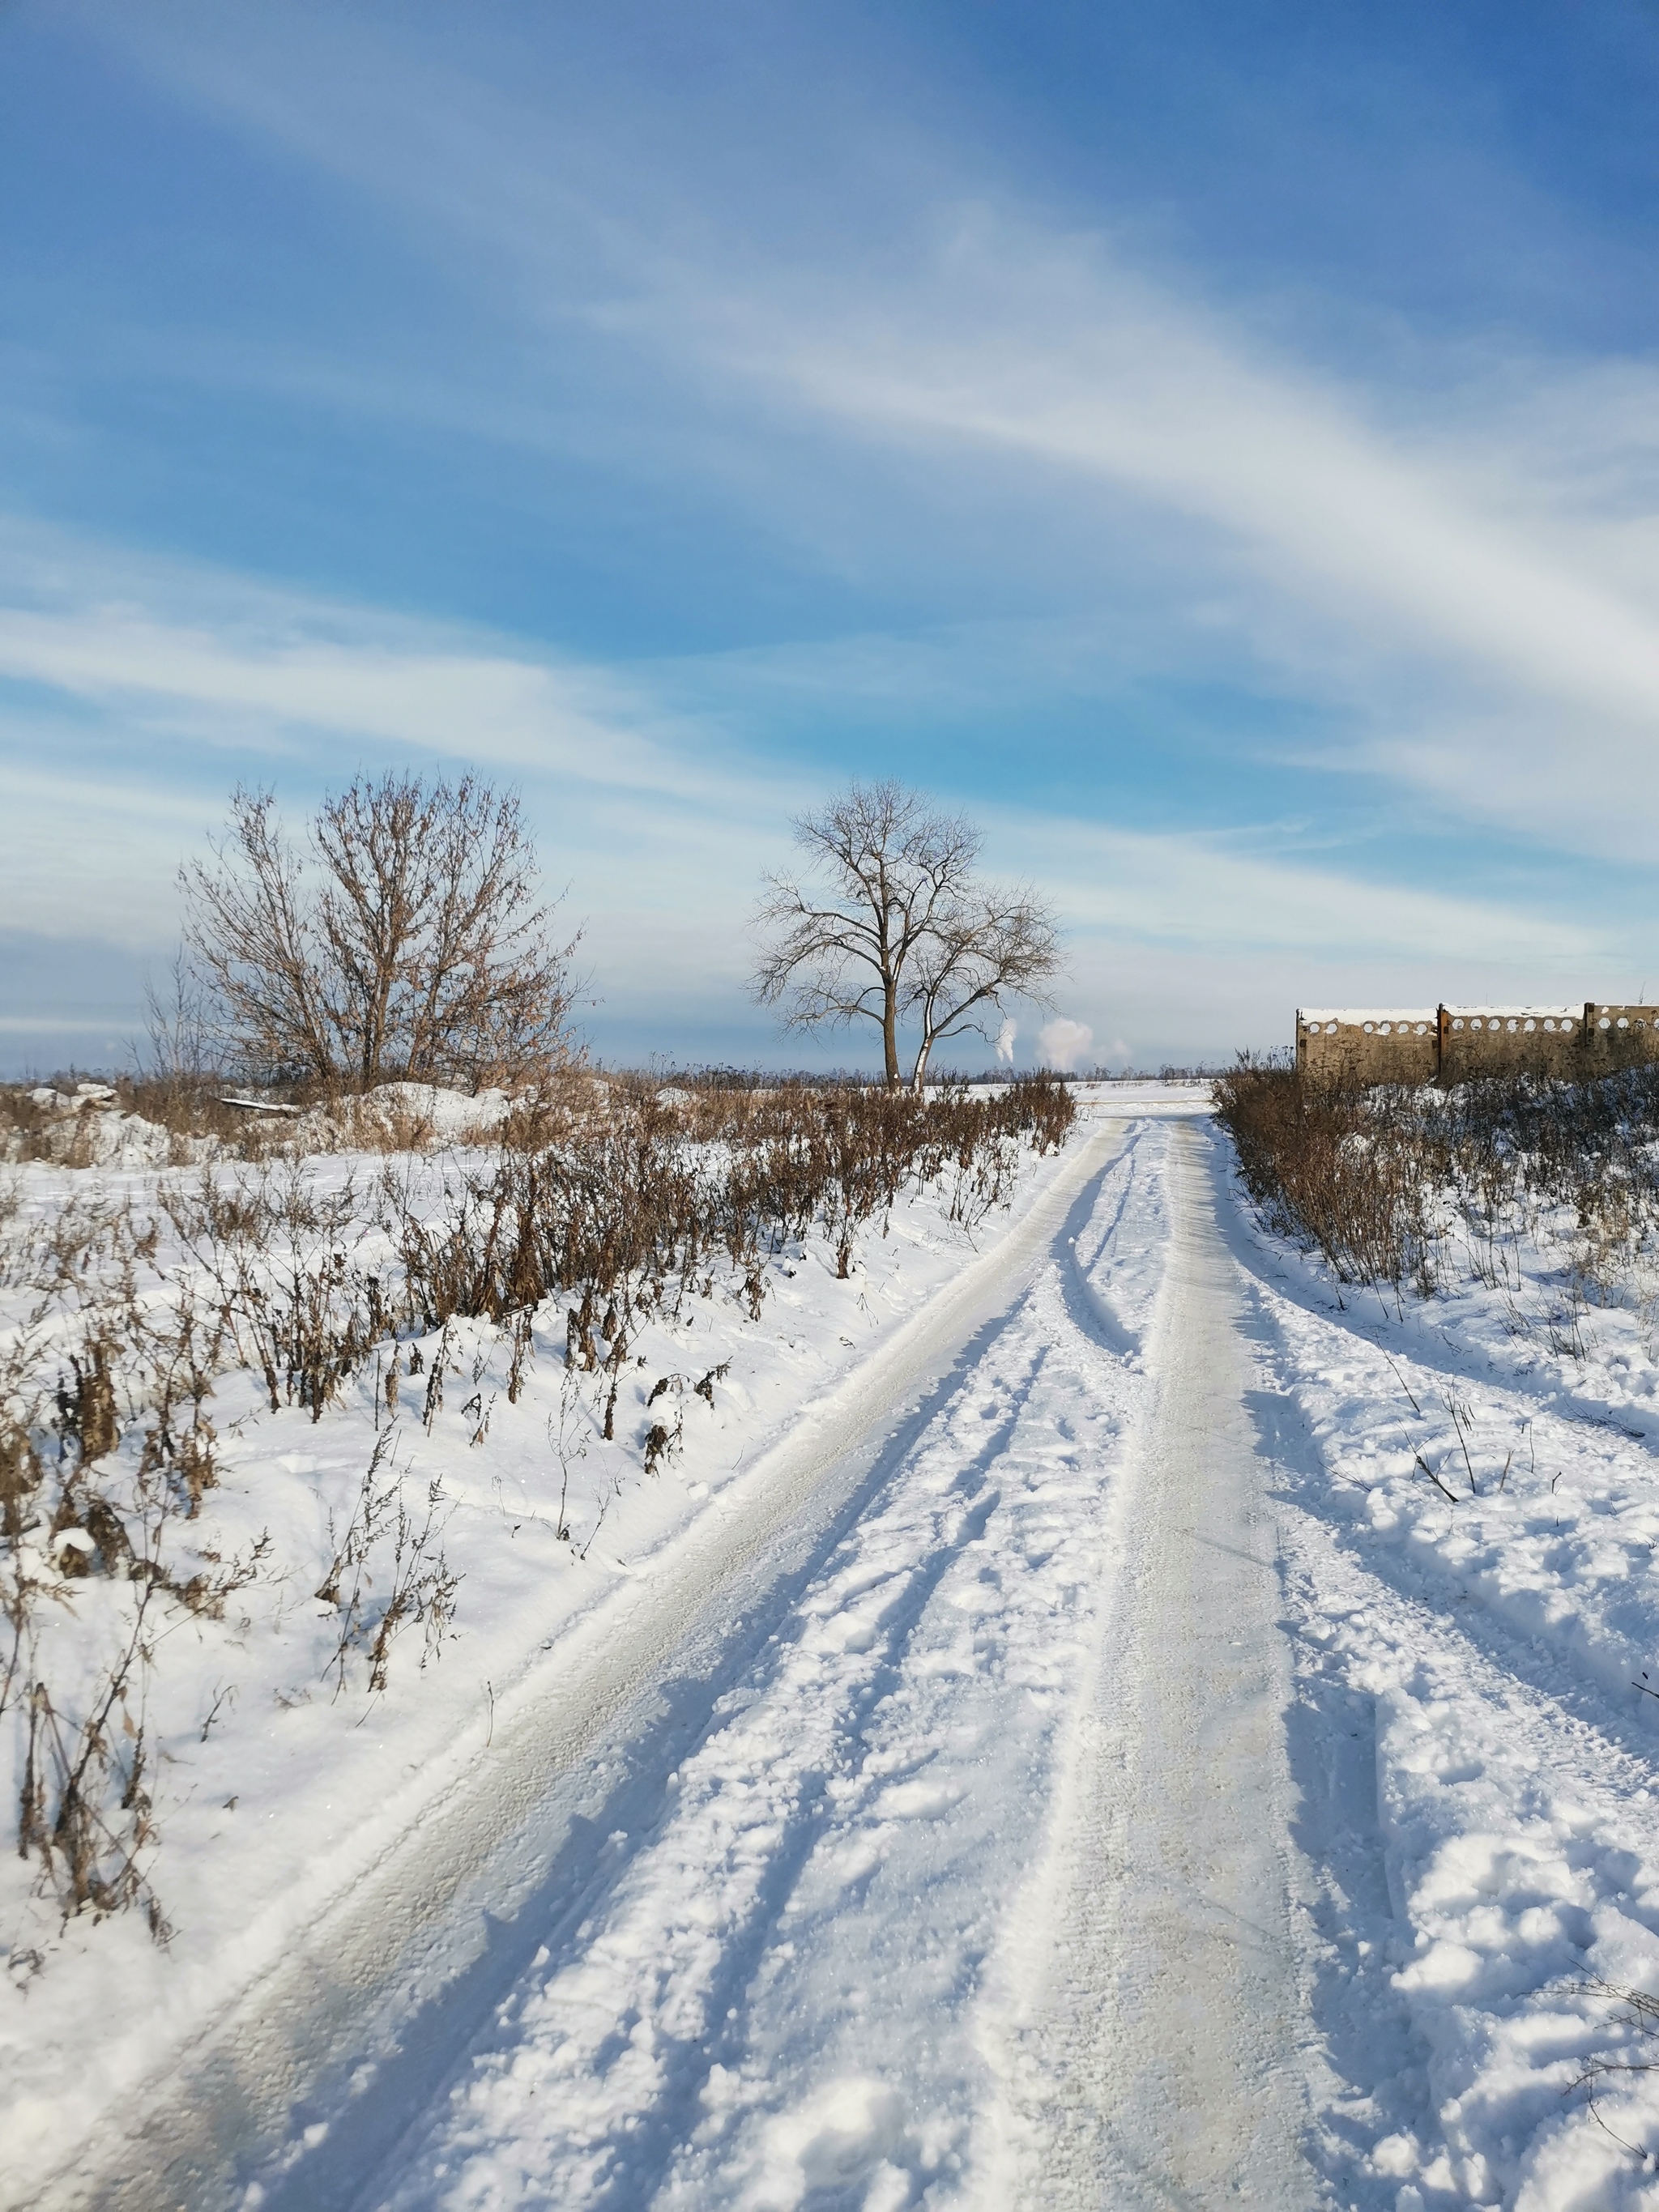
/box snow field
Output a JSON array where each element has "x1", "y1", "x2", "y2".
[
  {"x1": 335, "y1": 1106, "x2": 1659, "y2": 2211},
  {"x1": 17, "y1": 1084, "x2": 1655, "y2": 2210},
  {"x1": 1220, "y1": 1117, "x2": 1659, "y2": 2207},
  {"x1": 0, "y1": 1107, "x2": 1113, "y2": 2209}
]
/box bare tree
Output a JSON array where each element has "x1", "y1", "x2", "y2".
[
  {"x1": 906, "y1": 884, "x2": 1060, "y2": 1090},
  {"x1": 751, "y1": 779, "x2": 1061, "y2": 1087},
  {"x1": 181, "y1": 774, "x2": 577, "y2": 1091},
  {"x1": 140, "y1": 948, "x2": 220, "y2": 1101}
]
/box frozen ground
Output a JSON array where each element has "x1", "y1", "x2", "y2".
[{"x1": 11, "y1": 1093, "x2": 1659, "y2": 2208}]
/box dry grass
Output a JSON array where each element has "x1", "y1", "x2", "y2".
[
  {"x1": 1213, "y1": 1056, "x2": 1659, "y2": 1312},
  {"x1": 390, "y1": 1075, "x2": 1071, "y2": 1441},
  {"x1": 0, "y1": 1068, "x2": 1073, "y2": 1938},
  {"x1": 316, "y1": 1426, "x2": 458, "y2": 1698}
]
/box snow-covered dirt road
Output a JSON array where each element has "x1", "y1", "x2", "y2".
[
  {"x1": 38, "y1": 1100, "x2": 1659, "y2": 2210},
  {"x1": 996, "y1": 1122, "x2": 1312, "y2": 2208},
  {"x1": 225, "y1": 1109, "x2": 1320, "y2": 2211}
]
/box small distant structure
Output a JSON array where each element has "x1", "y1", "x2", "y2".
[{"x1": 1296, "y1": 1004, "x2": 1659, "y2": 1085}]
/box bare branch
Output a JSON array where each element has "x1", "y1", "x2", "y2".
[
  {"x1": 180, "y1": 775, "x2": 578, "y2": 1093},
  {"x1": 906, "y1": 887, "x2": 1062, "y2": 1090},
  {"x1": 749, "y1": 780, "x2": 1061, "y2": 1088}
]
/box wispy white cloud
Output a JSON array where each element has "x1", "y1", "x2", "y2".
[
  {"x1": 0, "y1": 522, "x2": 1610, "y2": 988},
  {"x1": 661, "y1": 224, "x2": 1659, "y2": 844},
  {"x1": 988, "y1": 808, "x2": 1603, "y2": 971},
  {"x1": 0, "y1": 607, "x2": 698, "y2": 796},
  {"x1": 0, "y1": 526, "x2": 804, "y2": 969},
  {"x1": 81, "y1": 6, "x2": 1659, "y2": 860}
]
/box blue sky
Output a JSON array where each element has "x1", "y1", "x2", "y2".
[{"x1": 4, "y1": 1, "x2": 1659, "y2": 1075}]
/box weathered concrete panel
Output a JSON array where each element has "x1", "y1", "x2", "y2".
[
  {"x1": 1587, "y1": 1005, "x2": 1659, "y2": 1065},
  {"x1": 1297, "y1": 1010, "x2": 1438, "y2": 1085},
  {"x1": 1438, "y1": 1006, "x2": 1584, "y2": 1081}
]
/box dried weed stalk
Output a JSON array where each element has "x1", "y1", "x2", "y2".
[{"x1": 316, "y1": 1426, "x2": 459, "y2": 1696}]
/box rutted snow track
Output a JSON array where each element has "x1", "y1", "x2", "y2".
[
  {"x1": 230, "y1": 1111, "x2": 1315, "y2": 2212},
  {"x1": 28, "y1": 1113, "x2": 1161, "y2": 2210},
  {"x1": 45, "y1": 1110, "x2": 1343, "y2": 2210},
  {"x1": 989, "y1": 1123, "x2": 1314, "y2": 2207},
  {"x1": 40, "y1": 1102, "x2": 1659, "y2": 2210}
]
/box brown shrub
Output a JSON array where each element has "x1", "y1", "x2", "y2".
[{"x1": 1213, "y1": 1055, "x2": 1659, "y2": 1309}]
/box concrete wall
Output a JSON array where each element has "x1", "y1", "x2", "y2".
[
  {"x1": 1296, "y1": 1011, "x2": 1439, "y2": 1085},
  {"x1": 1437, "y1": 1007, "x2": 1588, "y2": 1082},
  {"x1": 1295, "y1": 1004, "x2": 1659, "y2": 1085}
]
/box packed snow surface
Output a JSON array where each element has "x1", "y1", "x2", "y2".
[{"x1": 11, "y1": 1094, "x2": 1659, "y2": 2207}]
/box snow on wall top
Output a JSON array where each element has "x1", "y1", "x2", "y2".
[
  {"x1": 1296, "y1": 1010, "x2": 1435, "y2": 1026},
  {"x1": 1444, "y1": 1005, "x2": 1583, "y2": 1020},
  {"x1": 1297, "y1": 1007, "x2": 1584, "y2": 1025}
]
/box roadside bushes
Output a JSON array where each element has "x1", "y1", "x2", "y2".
[
  {"x1": 2, "y1": 1064, "x2": 1077, "y2": 1174},
  {"x1": 0, "y1": 1070, "x2": 1073, "y2": 1939},
  {"x1": 1213, "y1": 1059, "x2": 1435, "y2": 1294},
  {"x1": 1213, "y1": 1055, "x2": 1659, "y2": 1302},
  {"x1": 391, "y1": 1075, "x2": 1074, "y2": 1434}
]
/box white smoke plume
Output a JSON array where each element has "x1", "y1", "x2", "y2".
[{"x1": 1038, "y1": 1017, "x2": 1094, "y2": 1073}]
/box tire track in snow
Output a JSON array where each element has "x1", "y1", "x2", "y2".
[
  {"x1": 1247, "y1": 1346, "x2": 1659, "y2": 1790},
  {"x1": 373, "y1": 1345, "x2": 1053, "y2": 2210},
  {"x1": 985, "y1": 1119, "x2": 1317, "y2": 2209},
  {"x1": 27, "y1": 1128, "x2": 1132, "y2": 2212},
  {"x1": 1272, "y1": 1495, "x2": 1659, "y2": 2208},
  {"x1": 1222, "y1": 1179, "x2": 1659, "y2": 2203},
  {"x1": 360, "y1": 1140, "x2": 1156, "y2": 2210}
]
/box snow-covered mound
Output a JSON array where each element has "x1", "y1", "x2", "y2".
[{"x1": 4, "y1": 1080, "x2": 522, "y2": 1169}]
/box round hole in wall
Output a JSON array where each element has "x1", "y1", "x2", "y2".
[
  {"x1": 1363, "y1": 1021, "x2": 1375, "y2": 1034},
  {"x1": 1543, "y1": 1018, "x2": 1555, "y2": 1031},
  {"x1": 1452, "y1": 1017, "x2": 1465, "y2": 1030},
  {"x1": 1601, "y1": 1016, "x2": 1613, "y2": 1029},
  {"x1": 1524, "y1": 1017, "x2": 1536, "y2": 1032},
  {"x1": 1326, "y1": 1021, "x2": 1337, "y2": 1034},
  {"x1": 1415, "y1": 1022, "x2": 1427, "y2": 1035},
  {"x1": 1619, "y1": 1016, "x2": 1631, "y2": 1029},
  {"x1": 1508, "y1": 1017, "x2": 1519, "y2": 1032},
  {"x1": 1380, "y1": 1021, "x2": 1392, "y2": 1034}
]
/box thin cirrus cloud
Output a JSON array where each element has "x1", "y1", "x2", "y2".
[
  {"x1": 0, "y1": 549, "x2": 804, "y2": 966},
  {"x1": 662, "y1": 226, "x2": 1659, "y2": 839},
  {"x1": 0, "y1": 603, "x2": 703, "y2": 798},
  {"x1": 0, "y1": 528, "x2": 1606, "y2": 981},
  {"x1": 985, "y1": 788, "x2": 1604, "y2": 973},
  {"x1": 110, "y1": 11, "x2": 1659, "y2": 862}
]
